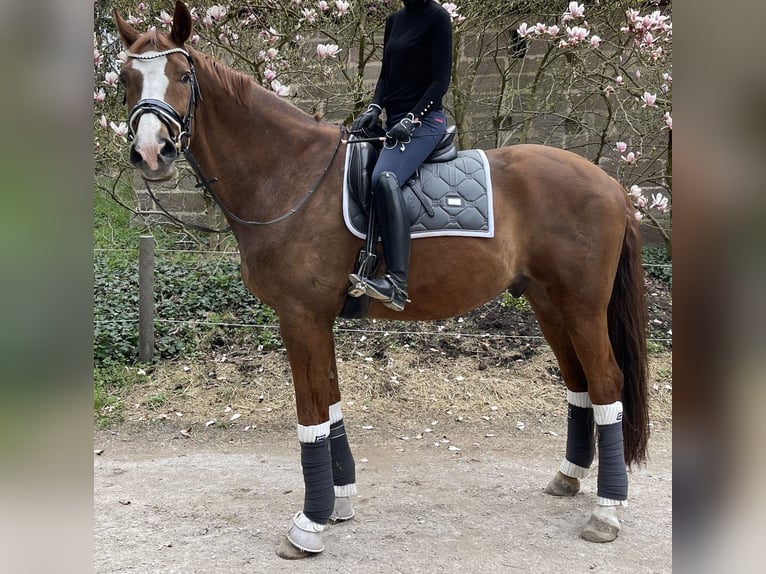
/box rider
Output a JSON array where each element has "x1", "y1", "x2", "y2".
[{"x1": 349, "y1": 0, "x2": 453, "y2": 311}]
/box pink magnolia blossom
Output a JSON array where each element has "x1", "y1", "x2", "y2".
[
  {"x1": 190, "y1": 34, "x2": 200, "y2": 45},
  {"x1": 566, "y1": 26, "x2": 589, "y2": 44},
  {"x1": 641, "y1": 91, "x2": 657, "y2": 107},
  {"x1": 318, "y1": 1, "x2": 330, "y2": 11},
  {"x1": 621, "y1": 151, "x2": 638, "y2": 164},
  {"x1": 650, "y1": 193, "x2": 669, "y2": 213},
  {"x1": 562, "y1": 2, "x2": 585, "y2": 23},
  {"x1": 547, "y1": 25, "x2": 559, "y2": 37},
  {"x1": 441, "y1": 3, "x2": 463, "y2": 22},
  {"x1": 109, "y1": 121, "x2": 129, "y2": 140},
  {"x1": 94, "y1": 49, "x2": 104, "y2": 67},
  {"x1": 137, "y1": 2, "x2": 147, "y2": 12},
  {"x1": 156, "y1": 10, "x2": 173, "y2": 28},
  {"x1": 534, "y1": 23, "x2": 547, "y2": 35},
  {"x1": 94, "y1": 88, "x2": 106, "y2": 103},
  {"x1": 206, "y1": 5, "x2": 226, "y2": 21},
  {"x1": 127, "y1": 14, "x2": 143, "y2": 27},
  {"x1": 262, "y1": 47, "x2": 279, "y2": 61},
  {"x1": 517, "y1": 23, "x2": 529, "y2": 38},
  {"x1": 590, "y1": 35, "x2": 601, "y2": 48},
  {"x1": 316, "y1": 43, "x2": 341, "y2": 60},
  {"x1": 99, "y1": 115, "x2": 108, "y2": 129},
  {"x1": 302, "y1": 8, "x2": 318, "y2": 23},
  {"x1": 263, "y1": 68, "x2": 277, "y2": 82},
  {"x1": 335, "y1": 1, "x2": 350, "y2": 16},
  {"x1": 615, "y1": 75, "x2": 623, "y2": 86},
  {"x1": 103, "y1": 71, "x2": 119, "y2": 88},
  {"x1": 271, "y1": 79, "x2": 291, "y2": 97},
  {"x1": 663, "y1": 112, "x2": 672, "y2": 131},
  {"x1": 615, "y1": 141, "x2": 627, "y2": 153},
  {"x1": 629, "y1": 184, "x2": 642, "y2": 197}
]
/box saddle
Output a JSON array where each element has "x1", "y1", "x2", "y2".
[
  {"x1": 346, "y1": 125, "x2": 458, "y2": 214},
  {"x1": 341, "y1": 125, "x2": 493, "y2": 319}
]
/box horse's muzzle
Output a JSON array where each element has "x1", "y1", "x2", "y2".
[{"x1": 130, "y1": 137, "x2": 178, "y2": 180}]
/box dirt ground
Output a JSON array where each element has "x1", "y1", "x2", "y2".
[
  {"x1": 94, "y1": 351, "x2": 672, "y2": 573},
  {"x1": 93, "y1": 425, "x2": 671, "y2": 573}
]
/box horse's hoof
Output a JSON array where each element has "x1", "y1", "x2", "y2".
[
  {"x1": 329, "y1": 496, "x2": 355, "y2": 522},
  {"x1": 544, "y1": 471, "x2": 580, "y2": 497},
  {"x1": 277, "y1": 512, "x2": 325, "y2": 557},
  {"x1": 580, "y1": 505, "x2": 620, "y2": 543},
  {"x1": 276, "y1": 535, "x2": 317, "y2": 560}
]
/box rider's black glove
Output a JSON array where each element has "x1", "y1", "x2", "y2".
[
  {"x1": 386, "y1": 113, "x2": 419, "y2": 145},
  {"x1": 351, "y1": 104, "x2": 382, "y2": 132}
]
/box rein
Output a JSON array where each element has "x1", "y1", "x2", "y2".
[
  {"x1": 183, "y1": 125, "x2": 345, "y2": 227},
  {"x1": 126, "y1": 48, "x2": 345, "y2": 232}
]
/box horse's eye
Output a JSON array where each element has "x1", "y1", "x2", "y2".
[{"x1": 181, "y1": 72, "x2": 192, "y2": 84}]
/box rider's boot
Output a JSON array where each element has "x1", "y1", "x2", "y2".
[{"x1": 349, "y1": 172, "x2": 410, "y2": 311}]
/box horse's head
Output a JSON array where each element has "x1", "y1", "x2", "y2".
[{"x1": 114, "y1": 1, "x2": 199, "y2": 181}]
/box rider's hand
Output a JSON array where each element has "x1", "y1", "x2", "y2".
[
  {"x1": 351, "y1": 104, "x2": 382, "y2": 132},
  {"x1": 386, "y1": 113, "x2": 419, "y2": 144}
]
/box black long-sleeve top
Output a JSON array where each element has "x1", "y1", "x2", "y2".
[{"x1": 371, "y1": 1, "x2": 452, "y2": 121}]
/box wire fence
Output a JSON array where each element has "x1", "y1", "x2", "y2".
[{"x1": 94, "y1": 240, "x2": 673, "y2": 359}]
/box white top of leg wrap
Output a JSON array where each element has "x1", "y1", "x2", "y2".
[
  {"x1": 329, "y1": 401, "x2": 343, "y2": 424},
  {"x1": 597, "y1": 497, "x2": 628, "y2": 507},
  {"x1": 566, "y1": 390, "x2": 592, "y2": 408},
  {"x1": 297, "y1": 421, "x2": 331, "y2": 443},
  {"x1": 592, "y1": 401, "x2": 623, "y2": 426},
  {"x1": 561, "y1": 459, "x2": 590, "y2": 479},
  {"x1": 334, "y1": 483, "x2": 357, "y2": 497}
]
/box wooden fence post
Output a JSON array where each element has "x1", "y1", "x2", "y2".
[{"x1": 138, "y1": 235, "x2": 155, "y2": 362}]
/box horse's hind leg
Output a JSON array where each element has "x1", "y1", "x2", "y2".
[
  {"x1": 564, "y1": 312, "x2": 628, "y2": 543},
  {"x1": 528, "y1": 288, "x2": 625, "y2": 542}
]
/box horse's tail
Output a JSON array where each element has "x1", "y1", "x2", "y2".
[{"x1": 608, "y1": 213, "x2": 650, "y2": 467}]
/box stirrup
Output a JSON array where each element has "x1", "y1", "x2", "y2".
[
  {"x1": 354, "y1": 274, "x2": 409, "y2": 311},
  {"x1": 347, "y1": 273, "x2": 367, "y2": 298}
]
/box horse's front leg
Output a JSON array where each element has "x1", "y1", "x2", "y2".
[{"x1": 276, "y1": 317, "x2": 356, "y2": 559}]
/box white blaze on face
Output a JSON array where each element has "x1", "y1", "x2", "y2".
[{"x1": 131, "y1": 53, "x2": 170, "y2": 171}]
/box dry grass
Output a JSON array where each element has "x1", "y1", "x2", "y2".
[{"x1": 113, "y1": 345, "x2": 672, "y2": 437}]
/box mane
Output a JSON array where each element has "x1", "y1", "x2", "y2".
[
  {"x1": 189, "y1": 47, "x2": 318, "y2": 126},
  {"x1": 129, "y1": 29, "x2": 320, "y2": 126}
]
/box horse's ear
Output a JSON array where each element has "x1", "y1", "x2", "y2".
[
  {"x1": 113, "y1": 9, "x2": 138, "y2": 48},
  {"x1": 170, "y1": 1, "x2": 193, "y2": 46}
]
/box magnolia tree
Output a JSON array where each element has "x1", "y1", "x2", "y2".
[{"x1": 94, "y1": 0, "x2": 672, "y2": 250}]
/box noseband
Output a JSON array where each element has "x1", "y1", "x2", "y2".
[{"x1": 125, "y1": 47, "x2": 201, "y2": 152}]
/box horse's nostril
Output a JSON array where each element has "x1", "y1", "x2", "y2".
[
  {"x1": 160, "y1": 139, "x2": 178, "y2": 163},
  {"x1": 129, "y1": 145, "x2": 143, "y2": 166}
]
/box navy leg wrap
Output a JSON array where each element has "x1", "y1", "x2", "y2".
[
  {"x1": 300, "y1": 438, "x2": 335, "y2": 524},
  {"x1": 596, "y1": 422, "x2": 629, "y2": 501},
  {"x1": 329, "y1": 420, "x2": 356, "y2": 487},
  {"x1": 566, "y1": 404, "x2": 596, "y2": 469}
]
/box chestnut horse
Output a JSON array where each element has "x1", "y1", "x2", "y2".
[{"x1": 115, "y1": 1, "x2": 649, "y2": 558}]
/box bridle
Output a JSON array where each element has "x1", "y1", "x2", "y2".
[
  {"x1": 123, "y1": 47, "x2": 344, "y2": 232},
  {"x1": 126, "y1": 47, "x2": 200, "y2": 153}
]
